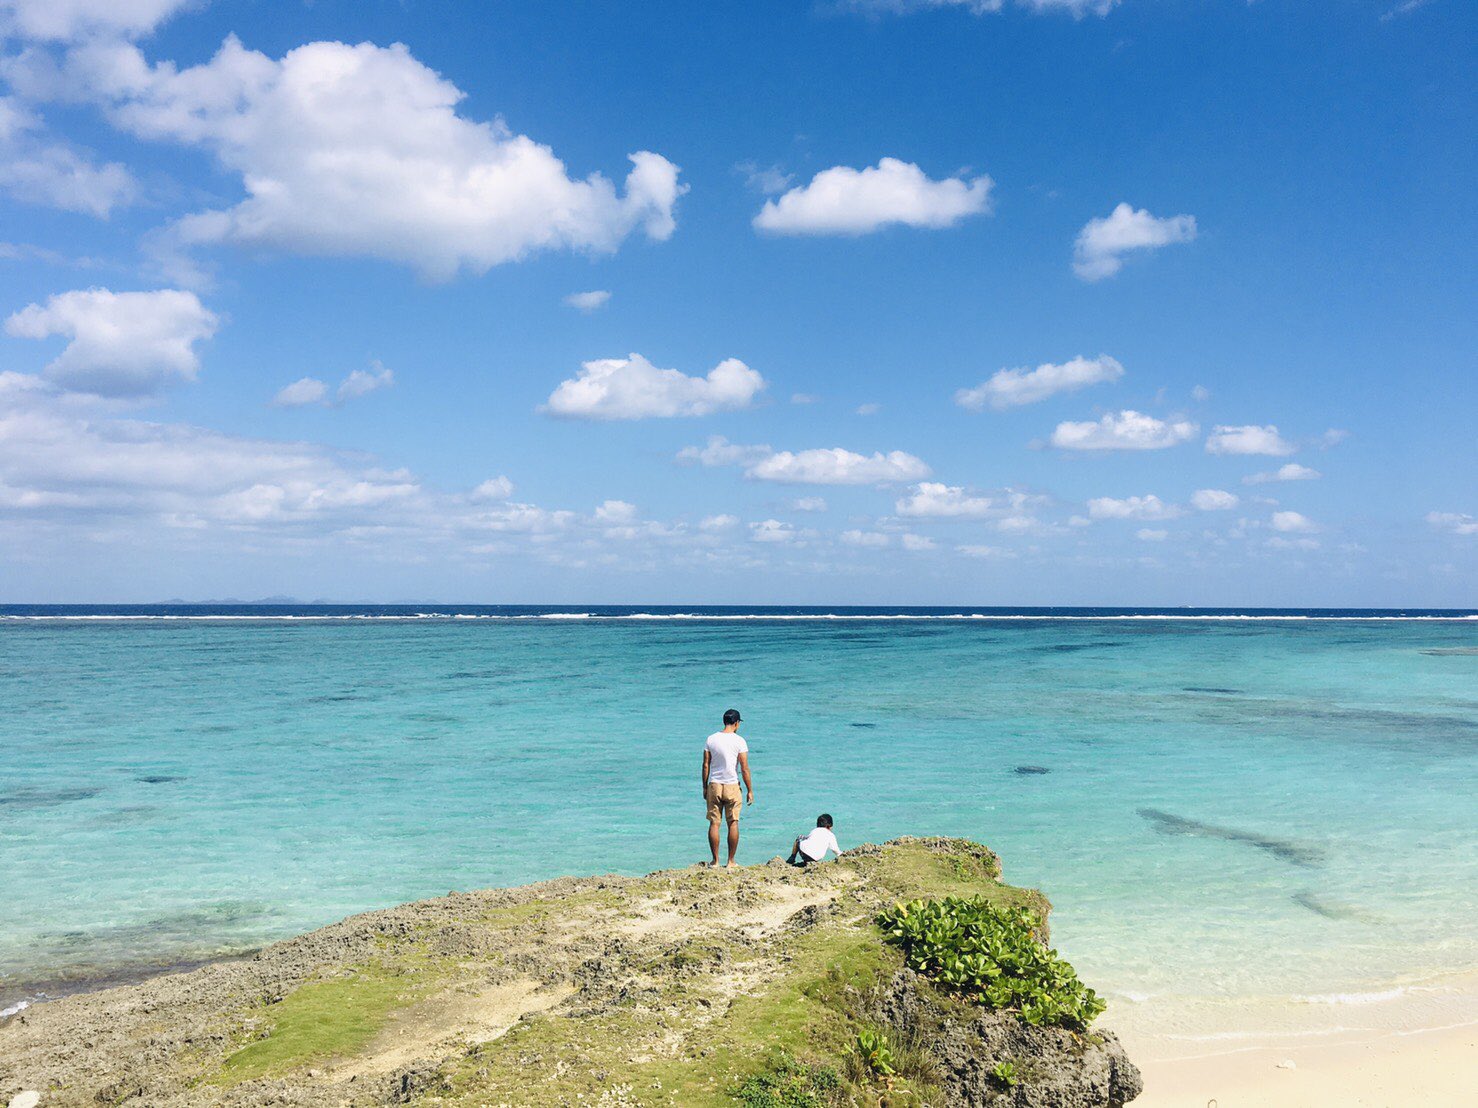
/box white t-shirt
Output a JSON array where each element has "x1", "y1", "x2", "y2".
[
  {"x1": 704, "y1": 731, "x2": 748, "y2": 785},
  {"x1": 798, "y1": 827, "x2": 840, "y2": 861}
]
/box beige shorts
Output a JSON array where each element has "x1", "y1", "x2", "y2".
[{"x1": 705, "y1": 782, "x2": 743, "y2": 825}]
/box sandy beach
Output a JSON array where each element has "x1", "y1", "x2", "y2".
[{"x1": 1125, "y1": 1023, "x2": 1475, "y2": 1107}]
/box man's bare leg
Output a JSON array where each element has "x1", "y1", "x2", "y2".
[
  {"x1": 725, "y1": 818, "x2": 741, "y2": 869},
  {"x1": 787, "y1": 837, "x2": 801, "y2": 864},
  {"x1": 708, "y1": 820, "x2": 721, "y2": 866}
]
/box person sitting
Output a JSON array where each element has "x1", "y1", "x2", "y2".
[{"x1": 788, "y1": 814, "x2": 840, "y2": 866}]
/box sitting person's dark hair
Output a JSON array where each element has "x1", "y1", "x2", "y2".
[{"x1": 816, "y1": 813, "x2": 833, "y2": 829}]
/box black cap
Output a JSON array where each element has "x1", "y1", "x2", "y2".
[{"x1": 723, "y1": 708, "x2": 742, "y2": 726}]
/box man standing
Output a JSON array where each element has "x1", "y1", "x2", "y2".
[{"x1": 702, "y1": 708, "x2": 753, "y2": 869}]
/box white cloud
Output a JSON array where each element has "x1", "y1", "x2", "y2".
[
  {"x1": 1206, "y1": 424, "x2": 1297, "y2": 456},
  {"x1": 545, "y1": 353, "x2": 765, "y2": 420},
  {"x1": 66, "y1": 37, "x2": 684, "y2": 280},
  {"x1": 5, "y1": 287, "x2": 218, "y2": 396},
  {"x1": 1050, "y1": 410, "x2": 1198, "y2": 451},
  {"x1": 0, "y1": 0, "x2": 194, "y2": 42},
  {"x1": 1191, "y1": 488, "x2": 1239, "y2": 511},
  {"x1": 955, "y1": 354, "x2": 1123, "y2": 411},
  {"x1": 1136, "y1": 528, "x2": 1168, "y2": 541},
  {"x1": 698, "y1": 513, "x2": 738, "y2": 532},
  {"x1": 1245, "y1": 462, "x2": 1321, "y2": 484},
  {"x1": 841, "y1": 529, "x2": 891, "y2": 548},
  {"x1": 594, "y1": 499, "x2": 638, "y2": 525},
  {"x1": 1191, "y1": 385, "x2": 1211, "y2": 402},
  {"x1": 855, "y1": 402, "x2": 882, "y2": 416},
  {"x1": 753, "y1": 157, "x2": 992, "y2": 236},
  {"x1": 791, "y1": 496, "x2": 827, "y2": 512},
  {"x1": 1426, "y1": 511, "x2": 1478, "y2": 536},
  {"x1": 270, "y1": 363, "x2": 394, "y2": 408},
  {"x1": 472, "y1": 476, "x2": 514, "y2": 501},
  {"x1": 790, "y1": 393, "x2": 820, "y2": 405},
  {"x1": 956, "y1": 544, "x2": 1011, "y2": 558},
  {"x1": 337, "y1": 362, "x2": 393, "y2": 402},
  {"x1": 901, "y1": 533, "x2": 936, "y2": 551},
  {"x1": 1271, "y1": 510, "x2": 1319, "y2": 534},
  {"x1": 1073, "y1": 203, "x2": 1197, "y2": 281},
  {"x1": 564, "y1": 290, "x2": 611, "y2": 312},
  {"x1": 750, "y1": 519, "x2": 797, "y2": 544},
  {"x1": 0, "y1": 113, "x2": 136, "y2": 216},
  {"x1": 747, "y1": 447, "x2": 929, "y2": 486},
  {"x1": 677, "y1": 436, "x2": 927, "y2": 486},
  {"x1": 677, "y1": 436, "x2": 774, "y2": 469},
  {"x1": 736, "y1": 161, "x2": 794, "y2": 195},
  {"x1": 1087, "y1": 494, "x2": 1180, "y2": 521},
  {"x1": 1319, "y1": 428, "x2": 1350, "y2": 448},
  {"x1": 1267, "y1": 536, "x2": 1320, "y2": 551},
  {"x1": 272, "y1": 377, "x2": 327, "y2": 408},
  {"x1": 845, "y1": 1, "x2": 1120, "y2": 18},
  {"x1": 894, "y1": 482, "x2": 995, "y2": 519}
]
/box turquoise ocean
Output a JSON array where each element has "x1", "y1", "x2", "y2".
[{"x1": 3, "y1": 606, "x2": 1476, "y2": 1041}]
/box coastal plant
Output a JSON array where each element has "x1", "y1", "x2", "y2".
[
  {"x1": 855, "y1": 1026, "x2": 897, "y2": 1077},
  {"x1": 989, "y1": 1060, "x2": 1020, "y2": 1088},
  {"x1": 734, "y1": 1050, "x2": 842, "y2": 1108},
  {"x1": 877, "y1": 897, "x2": 1106, "y2": 1030}
]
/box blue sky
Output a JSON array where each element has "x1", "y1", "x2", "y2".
[{"x1": 0, "y1": 0, "x2": 1473, "y2": 604}]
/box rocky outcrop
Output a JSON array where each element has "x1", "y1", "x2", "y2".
[{"x1": 0, "y1": 837, "x2": 1138, "y2": 1107}]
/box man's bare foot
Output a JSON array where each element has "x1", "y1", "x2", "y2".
[{"x1": 724, "y1": 861, "x2": 740, "y2": 870}]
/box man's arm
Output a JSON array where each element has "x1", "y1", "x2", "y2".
[
  {"x1": 701, "y1": 749, "x2": 711, "y2": 797},
  {"x1": 738, "y1": 751, "x2": 754, "y2": 806}
]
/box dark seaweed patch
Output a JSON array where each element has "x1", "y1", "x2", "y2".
[
  {"x1": 0, "y1": 786, "x2": 102, "y2": 809},
  {"x1": 1291, "y1": 891, "x2": 1383, "y2": 923},
  {"x1": 306, "y1": 693, "x2": 370, "y2": 704},
  {"x1": 850, "y1": 722, "x2": 878, "y2": 729},
  {"x1": 1035, "y1": 642, "x2": 1125, "y2": 653},
  {"x1": 136, "y1": 775, "x2": 184, "y2": 785},
  {"x1": 1138, "y1": 807, "x2": 1326, "y2": 867},
  {"x1": 1182, "y1": 686, "x2": 1242, "y2": 695},
  {"x1": 1014, "y1": 765, "x2": 1050, "y2": 775},
  {"x1": 1421, "y1": 648, "x2": 1478, "y2": 657}
]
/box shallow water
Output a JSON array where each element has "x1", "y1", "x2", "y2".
[{"x1": 3, "y1": 606, "x2": 1476, "y2": 1020}]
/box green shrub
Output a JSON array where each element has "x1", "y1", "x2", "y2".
[
  {"x1": 877, "y1": 897, "x2": 1106, "y2": 1030},
  {"x1": 734, "y1": 1051, "x2": 841, "y2": 1108},
  {"x1": 855, "y1": 1026, "x2": 897, "y2": 1076}
]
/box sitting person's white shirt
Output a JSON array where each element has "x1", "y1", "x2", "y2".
[{"x1": 795, "y1": 826, "x2": 840, "y2": 863}]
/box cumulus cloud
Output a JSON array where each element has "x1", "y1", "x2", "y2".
[
  {"x1": 272, "y1": 377, "x2": 327, "y2": 408},
  {"x1": 1425, "y1": 511, "x2": 1478, "y2": 536},
  {"x1": 594, "y1": 499, "x2": 638, "y2": 525},
  {"x1": 894, "y1": 482, "x2": 996, "y2": 518},
  {"x1": 901, "y1": 533, "x2": 936, "y2": 551},
  {"x1": 1073, "y1": 203, "x2": 1197, "y2": 281},
  {"x1": 791, "y1": 496, "x2": 828, "y2": 512},
  {"x1": 1136, "y1": 528, "x2": 1168, "y2": 541},
  {"x1": 1244, "y1": 462, "x2": 1320, "y2": 484},
  {"x1": 1050, "y1": 410, "x2": 1198, "y2": 451},
  {"x1": 855, "y1": 402, "x2": 882, "y2": 416},
  {"x1": 735, "y1": 161, "x2": 794, "y2": 195},
  {"x1": 57, "y1": 37, "x2": 684, "y2": 280},
  {"x1": 5, "y1": 287, "x2": 217, "y2": 396},
  {"x1": 750, "y1": 519, "x2": 798, "y2": 543},
  {"x1": 956, "y1": 354, "x2": 1122, "y2": 411},
  {"x1": 841, "y1": 528, "x2": 891, "y2": 548},
  {"x1": 1270, "y1": 510, "x2": 1319, "y2": 534},
  {"x1": 472, "y1": 476, "x2": 514, "y2": 501},
  {"x1": 699, "y1": 513, "x2": 739, "y2": 532},
  {"x1": 676, "y1": 436, "x2": 774, "y2": 469},
  {"x1": 563, "y1": 290, "x2": 611, "y2": 312},
  {"x1": 957, "y1": 544, "x2": 1010, "y2": 558},
  {"x1": 753, "y1": 157, "x2": 992, "y2": 236},
  {"x1": 271, "y1": 362, "x2": 394, "y2": 408},
  {"x1": 545, "y1": 354, "x2": 765, "y2": 420},
  {"x1": 0, "y1": 0, "x2": 194, "y2": 42},
  {"x1": 1087, "y1": 494, "x2": 1180, "y2": 521},
  {"x1": 747, "y1": 447, "x2": 930, "y2": 486},
  {"x1": 1206, "y1": 424, "x2": 1297, "y2": 456},
  {"x1": 337, "y1": 362, "x2": 394, "y2": 402},
  {"x1": 681, "y1": 436, "x2": 928, "y2": 486},
  {"x1": 1191, "y1": 488, "x2": 1239, "y2": 511},
  {"x1": 0, "y1": 100, "x2": 136, "y2": 216}
]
